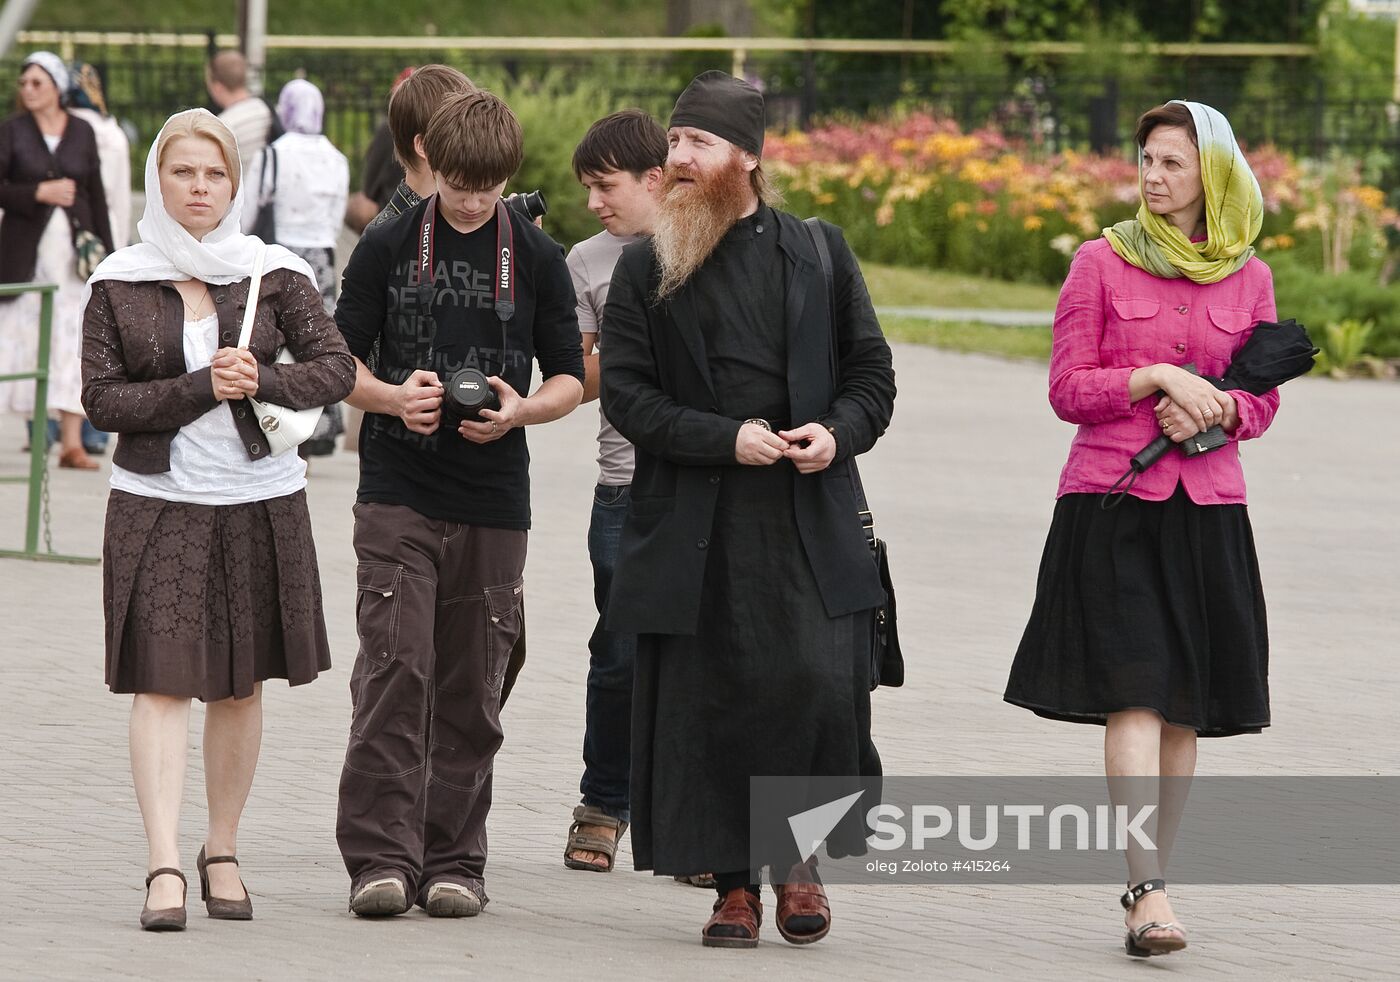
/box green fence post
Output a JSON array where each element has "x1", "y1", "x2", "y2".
[
  {"x1": 0, "y1": 281, "x2": 99, "y2": 564},
  {"x1": 24, "y1": 288, "x2": 53, "y2": 555}
]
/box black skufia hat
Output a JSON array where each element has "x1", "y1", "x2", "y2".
[{"x1": 669, "y1": 70, "x2": 765, "y2": 157}]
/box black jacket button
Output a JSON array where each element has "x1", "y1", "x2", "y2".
[
  {"x1": 221, "y1": 332, "x2": 232, "y2": 343},
  {"x1": 709, "y1": 475, "x2": 720, "y2": 485},
  {"x1": 250, "y1": 443, "x2": 261, "y2": 454},
  {"x1": 214, "y1": 294, "x2": 226, "y2": 304},
  {"x1": 236, "y1": 408, "x2": 247, "y2": 419},
  {"x1": 697, "y1": 538, "x2": 709, "y2": 549}
]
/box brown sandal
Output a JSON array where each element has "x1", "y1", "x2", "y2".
[
  {"x1": 563, "y1": 804, "x2": 628, "y2": 872},
  {"x1": 774, "y1": 863, "x2": 831, "y2": 944},
  {"x1": 702, "y1": 888, "x2": 762, "y2": 948}
]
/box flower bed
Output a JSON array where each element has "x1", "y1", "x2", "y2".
[{"x1": 765, "y1": 112, "x2": 1400, "y2": 360}]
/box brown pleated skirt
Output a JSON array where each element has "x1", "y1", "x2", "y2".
[{"x1": 103, "y1": 489, "x2": 332, "y2": 702}]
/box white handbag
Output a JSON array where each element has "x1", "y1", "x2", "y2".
[{"x1": 237, "y1": 243, "x2": 323, "y2": 455}]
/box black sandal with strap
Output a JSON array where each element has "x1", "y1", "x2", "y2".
[
  {"x1": 1121, "y1": 878, "x2": 1187, "y2": 957},
  {"x1": 198, "y1": 845, "x2": 253, "y2": 920},
  {"x1": 140, "y1": 867, "x2": 187, "y2": 932},
  {"x1": 564, "y1": 804, "x2": 628, "y2": 872}
]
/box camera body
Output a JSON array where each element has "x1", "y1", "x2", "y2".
[
  {"x1": 505, "y1": 190, "x2": 548, "y2": 222},
  {"x1": 442, "y1": 368, "x2": 500, "y2": 424}
]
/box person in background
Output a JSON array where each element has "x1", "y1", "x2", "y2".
[
  {"x1": 366, "y1": 64, "x2": 475, "y2": 230},
  {"x1": 206, "y1": 50, "x2": 273, "y2": 177},
  {"x1": 242, "y1": 79, "x2": 349, "y2": 312},
  {"x1": 67, "y1": 60, "x2": 131, "y2": 457},
  {"x1": 241, "y1": 78, "x2": 351, "y2": 458},
  {"x1": 343, "y1": 66, "x2": 412, "y2": 234},
  {"x1": 561, "y1": 109, "x2": 680, "y2": 880},
  {"x1": 0, "y1": 51, "x2": 113, "y2": 470}
]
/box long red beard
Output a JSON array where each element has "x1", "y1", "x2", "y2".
[{"x1": 652, "y1": 155, "x2": 753, "y2": 299}]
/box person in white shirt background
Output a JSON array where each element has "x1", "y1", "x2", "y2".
[
  {"x1": 241, "y1": 79, "x2": 350, "y2": 456},
  {"x1": 206, "y1": 50, "x2": 273, "y2": 178},
  {"x1": 241, "y1": 79, "x2": 349, "y2": 312}
]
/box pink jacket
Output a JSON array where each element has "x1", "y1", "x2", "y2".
[{"x1": 1049, "y1": 238, "x2": 1279, "y2": 504}]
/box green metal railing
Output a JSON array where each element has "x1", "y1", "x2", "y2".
[{"x1": 0, "y1": 282, "x2": 99, "y2": 564}]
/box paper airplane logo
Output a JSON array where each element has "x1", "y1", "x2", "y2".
[{"x1": 787, "y1": 791, "x2": 864, "y2": 863}]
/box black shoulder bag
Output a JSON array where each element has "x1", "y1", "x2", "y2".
[
  {"x1": 803, "y1": 217, "x2": 904, "y2": 690},
  {"x1": 251, "y1": 147, "x2": 277, "y2": 243}
]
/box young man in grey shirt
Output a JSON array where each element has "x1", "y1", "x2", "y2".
[{"x1": 561, "y1": 110, "x2": 672, "y2": 876}]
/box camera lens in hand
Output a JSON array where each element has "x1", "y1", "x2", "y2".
[
  {"x1": 505, "y1": 189, "x2": 548, "y2": 221},
  {"x1": 443, "y1": 368, "x2": 500, "y2": 424}
]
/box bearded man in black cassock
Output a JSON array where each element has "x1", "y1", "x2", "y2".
[{"x1": 599, "y1": 71, "x2": 897, "y2": 949}]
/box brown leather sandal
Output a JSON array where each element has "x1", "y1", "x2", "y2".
[
  {"x1": 563, "y1": 804, "x2": 627, "y2": 872},
  {"x1": 702, "y1": 888, "x2": 762, "y2": 948},
  {"x1": 774, "y1": 863, "x2": 831, "y2": 944},
  {"x1": 197, "y1": 846, "x2": 253, "y2": 920},
  {"x1": 140, "y1": 867, "x2": 187, "y2": 931}
]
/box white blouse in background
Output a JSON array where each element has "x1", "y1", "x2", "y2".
[
  {"x1": 110, "y1": 314, "x2": 307, "y2": 506},
  {"x1": 240, "y1": 132, "x2": 350, "y2": 250}
]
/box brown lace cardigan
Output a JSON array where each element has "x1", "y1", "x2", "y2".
[{"x1": 81, "y1": 268, "x2": 356, "y2": 474}]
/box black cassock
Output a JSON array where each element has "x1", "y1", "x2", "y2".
[{"x1": 627, "y1": 209, "x2": 879, "y2": 877}]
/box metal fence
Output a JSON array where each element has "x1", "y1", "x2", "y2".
[{"x1": 6, "y1": 39, "x2": 1400, "y2": 184}]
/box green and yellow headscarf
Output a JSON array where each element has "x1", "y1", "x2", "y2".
[{"x1": 1103, "y1": 100, "x2": 1262, "y2": 285}]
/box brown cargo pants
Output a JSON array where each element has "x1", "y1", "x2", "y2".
[{"x1": 336, "y1": 501, "x2": 526, "y2": 906}]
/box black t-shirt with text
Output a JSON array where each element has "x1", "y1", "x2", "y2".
[{"x1": 335, "y1": 198, "x2": 583, "y2": 528}]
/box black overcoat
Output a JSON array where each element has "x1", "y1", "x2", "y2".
[
  {"x1": 0, "y1": 111, "x2": 114, "y2": 288},
  {"x1": 599, "y1": 209, "x2": 896, "y2": 636}
]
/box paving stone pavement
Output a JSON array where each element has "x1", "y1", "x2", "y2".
[{"x1": 1, "y1": 343, "x2": 1395, "y2": 981}]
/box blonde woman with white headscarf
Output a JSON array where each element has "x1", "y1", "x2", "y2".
[{"x1": 81, "y1": 109, "x2": 355, "y2": 931}]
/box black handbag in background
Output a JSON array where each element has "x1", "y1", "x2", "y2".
[
  {"x1": 250, "y1": 146, "x2": 278, "y2": 243},
  {"x1": 804, "y1": 217, "x2": 905, "y2": 691}
]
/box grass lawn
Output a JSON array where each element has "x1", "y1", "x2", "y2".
[
  {"x1": 882, "y1": 317, "x2": 1053, "y2": 360},
  {"x1": 861, "y1": 262, "x2": 1059, "y2": 312},
  {"x1": 860, "y1": 262, "x2": 1056, "y2": 360}
]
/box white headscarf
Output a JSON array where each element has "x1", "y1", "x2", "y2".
[
  {"x1": 84, "y1": 109, "x2": 312, "y2": 302},
  {"x1": 21, "y1": 51, "x2": 70, "y2": 100}
]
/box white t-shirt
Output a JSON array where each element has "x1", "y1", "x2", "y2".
[
  {"x1": 110, "y1": 314, "x2": 307, "y2": 505},
  {"x1": 566, "y1": 229, "x2": 638, "y2": 486}
]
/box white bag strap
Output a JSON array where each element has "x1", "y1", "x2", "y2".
[{"x1": 236, "y1": 242, "x2": 268, "y2": 350}]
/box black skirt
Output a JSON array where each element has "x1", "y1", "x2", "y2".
[{"x1": 1004, "y1": 485, "x2": 1269, "y2": 737}]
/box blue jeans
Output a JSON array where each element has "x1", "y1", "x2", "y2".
[{"x1": 579, "y1": 483, "x2": 635, "y2": 823}]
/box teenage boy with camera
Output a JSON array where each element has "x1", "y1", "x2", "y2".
[
  {"x1": 559, "y1": 110, "x2": 672, "y2": 876},
  {"x1": 333, "y1": 89, "x2": 583, "y2": 919}
]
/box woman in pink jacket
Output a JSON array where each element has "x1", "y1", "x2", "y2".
[{"x1": 1004, "y1": 101, "x2": 1277, "y2": 959}]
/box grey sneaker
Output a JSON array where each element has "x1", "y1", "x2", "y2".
[
  {"x1": 425, "y1": 882, "x2": 483, "y2": 918},
  {"x1": 350, "y1": 876, "x2": 409, "y2": 917}
]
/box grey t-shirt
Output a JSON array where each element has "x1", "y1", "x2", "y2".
[{"x1": 567, "y1": 229, "x2": 637, "y2": 486}]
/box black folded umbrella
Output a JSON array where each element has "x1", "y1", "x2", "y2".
[{"x1": 1101, "y1": 319, "x2": 1318, "y2": 508}]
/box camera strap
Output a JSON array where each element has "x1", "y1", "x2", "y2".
[{"x1": 411, "y1": 195, "x2": 516, "y2": 374}]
